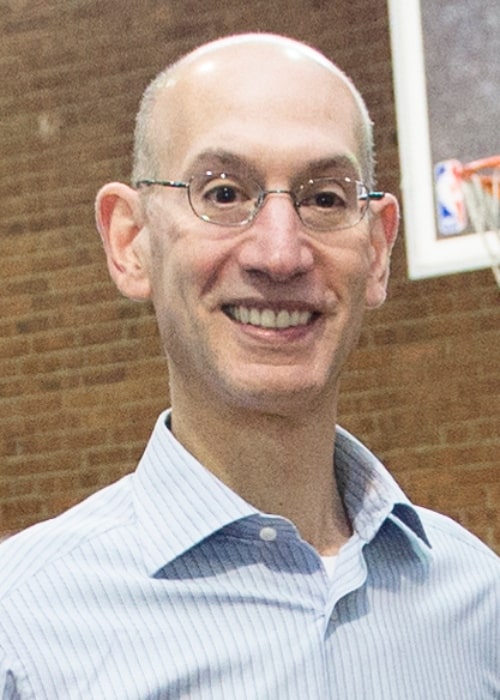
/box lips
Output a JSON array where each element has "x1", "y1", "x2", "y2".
[{"x1": 224, "y1": 305, "x2": 314, "y2": 329}]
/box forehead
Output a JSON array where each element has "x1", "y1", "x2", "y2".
[{"x1": 150, "y1": 41, "x2": 362, "y2": 177}]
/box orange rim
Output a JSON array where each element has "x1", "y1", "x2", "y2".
[{"x1": 460, "y1": 156, "x2": 500, "y2": 198}]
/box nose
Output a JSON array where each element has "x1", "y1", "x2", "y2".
[{"x1": 237, "y1": 193, "x2": 315, "y2": 282}]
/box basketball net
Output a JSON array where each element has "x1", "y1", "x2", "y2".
[{"x1": 460, "y1": 157, "x2": 500, "y2": 287}]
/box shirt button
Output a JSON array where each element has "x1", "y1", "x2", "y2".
[{"x1": 259, "y1": 526, "x2": 277, "y2": 542}]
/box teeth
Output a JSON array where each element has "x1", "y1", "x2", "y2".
[
  {"x1": 260, "y1": 309, "x2": 275, "y2": 328},
  {"x1": 249, "y1": 308, "x2": 261, "y2": 326},
  {"x1": 228, "y1": 306, "x2": 312, "y2": 329}
]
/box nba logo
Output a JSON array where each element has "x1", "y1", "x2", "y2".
[{"x1": 434, "y1": 160, "x2": 468, "y2": 235}]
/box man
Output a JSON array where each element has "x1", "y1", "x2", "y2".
[{"x1": 0, "y1": 33, "x2": 498, "y2": 699}]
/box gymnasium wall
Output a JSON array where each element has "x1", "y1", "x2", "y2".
[{"x1": 1, "y1": 0, "x2": 498, "y2": 551}]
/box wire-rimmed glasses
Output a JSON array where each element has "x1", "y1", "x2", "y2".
[{"x1": 135, "y1": 171, "x2": 384, "y2": 232}]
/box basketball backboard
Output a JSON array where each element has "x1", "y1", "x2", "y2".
[{"x1": 388, "y1": 0, "x2": 500, "y2": 280}]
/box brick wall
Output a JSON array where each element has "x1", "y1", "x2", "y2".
[{"x1": 1, "y1": 0, "x2": 498, "y2": 551}]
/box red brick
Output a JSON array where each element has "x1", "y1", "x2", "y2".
[{"x1": 0, "y1": 1, "x2": 498, "y2": 550}]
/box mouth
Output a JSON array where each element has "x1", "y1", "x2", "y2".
[{"x1": 223, "y1": 304, "x2": 317, "y2": 330}]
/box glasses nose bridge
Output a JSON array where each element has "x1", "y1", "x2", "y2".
[{"x1": 257, "y1": 187, "x2": 300, "y2": 218}]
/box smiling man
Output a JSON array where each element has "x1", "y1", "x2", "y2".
[{"x1": 0, "y1": 34, "x2": 498, "y2": 699}]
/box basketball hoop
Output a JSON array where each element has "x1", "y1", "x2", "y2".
[{"x1": 458, "y1": 156, "x2": 500, "y2": 287}]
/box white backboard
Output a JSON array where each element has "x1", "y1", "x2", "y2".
[{"x1": 388, "y1": 0, "x2": 500, "y2": 280}]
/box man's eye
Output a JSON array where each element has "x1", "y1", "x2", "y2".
[
  {"x1": 203, "y1": 180, "x2": 247, "y2": 206},
  {"x1": 210, "y1": 185, "x2": 238, "y2": 204},
  {"x1": 311, "y1": 191, "x2": 346, "y2": 209},
  {"x1": 298, "y1": 179, "x2": 349, "y2": 210}
]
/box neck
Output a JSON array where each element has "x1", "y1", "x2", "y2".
[{"x1": 169, "y1": 386, "x2": 352, "y2": 555}]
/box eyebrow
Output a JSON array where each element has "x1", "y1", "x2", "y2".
[
  {"x1": 299, "y1": 155, "x2": 362, "y2": 180},
  {"x1": 184, "y1": 150, "x2": 261, "y2": 179},
  {"x1": 184, "y1": 149, "x2": 362, "y2": 182}
]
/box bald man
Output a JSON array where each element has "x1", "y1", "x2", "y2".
[{"x1": 0, "y1": 35, "x2": 498, "y2": 699}]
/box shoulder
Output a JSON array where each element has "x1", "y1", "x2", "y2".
[{"x1": 0, "y1": 473, "x2": 135, "y2": 602}]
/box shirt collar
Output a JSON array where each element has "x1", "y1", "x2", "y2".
[
  {"x1": 133, "y1": 411, "x2": 431, "y2": 576},
  {"x1": 334, "y1": 426, "x2": 431, "y2": 553},
  {"x1": 133, "y1": 411, "x2": 258, "y2": 576}
]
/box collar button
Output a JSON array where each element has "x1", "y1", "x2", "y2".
[{"x1": 259, "y1": 526, "x2": 277, "y2": 542}]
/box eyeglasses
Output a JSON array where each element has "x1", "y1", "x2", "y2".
[{"x1": 135, "y1": 171, "x2": 384, "y2": 232}]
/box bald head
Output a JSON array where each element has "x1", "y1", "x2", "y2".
[{"x1": 132, "y1": 33, "x2": 375, "y2": 187}]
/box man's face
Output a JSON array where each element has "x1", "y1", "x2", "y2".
[{"x1": 140, "y1": 42, "x2": 395, "y2": 415}]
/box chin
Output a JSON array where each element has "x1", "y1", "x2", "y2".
[{"x1": 218, "y1": 368, "x2": 334, "y2": 414}]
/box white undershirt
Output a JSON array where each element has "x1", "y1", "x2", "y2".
[{"x1": 320, "y1": 555, "x2": 338, "y2": 580}]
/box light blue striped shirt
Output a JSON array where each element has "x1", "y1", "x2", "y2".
[{"x1": 0, "y1": 411, "x2": 498, "y2": 698}]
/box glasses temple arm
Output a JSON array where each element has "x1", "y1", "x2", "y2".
[
  {"x1": 134, "y1": 179, "x2": 189, "y2": 189},
  {"x1": 359, "y1": 191, "x2": 385, "y2": 201}
]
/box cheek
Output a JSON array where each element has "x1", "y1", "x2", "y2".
[
  {"x1": 148, "y1": 205, "x2": 236, "y2": 291},
  {"x1": 147, "y1": 231, "x2": 232, "y2": 343},
  {"x1": 322, "y1": 235, "x2": 373, "y2": 297}
]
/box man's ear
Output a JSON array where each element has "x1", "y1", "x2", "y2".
[
  {"x1": 95, "y1": 182, "x2": 152, "y2": 301},
  {"x1": 365, "y1": 193, "x2": 400, "y2": 308}
]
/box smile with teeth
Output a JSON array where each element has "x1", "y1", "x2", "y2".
[{"x1": 225, "y1": 305, "x2": 314, "y2": 329}]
